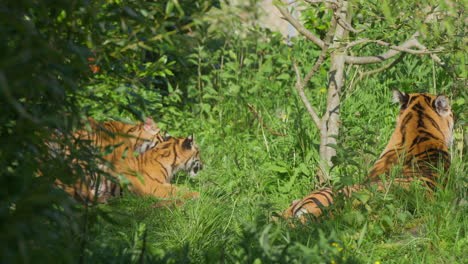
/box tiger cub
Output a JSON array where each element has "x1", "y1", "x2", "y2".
[
  {"x1": 57, "y1": 117, "x2": 166, "y2": 203},
  {"x1": 281, "y1": 90, "x2": 454, "y2": 222},
  {"x1": 114, "y1": 134, "x2": 203, "y2": 200}
]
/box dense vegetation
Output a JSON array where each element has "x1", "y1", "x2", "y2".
[{"x1": 1, "y1": 0, "x2": 466, "y2": 263}]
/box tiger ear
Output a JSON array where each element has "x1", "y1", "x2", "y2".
[
  {"x1": 392, "y1": 89, "x2": 409, "y2": 106},
  {"x1": 182, "y1": 134, "x2": 194, "y2": 150},
  {"x1": 435, "y1": 95, "x2": 451, "y2": 117},
  {"x1": 144, "y1": 117, "x2": 160, "y2": 135},
  {"x1": 164, "y1": 132, "x2": 172, "y2": 141}
]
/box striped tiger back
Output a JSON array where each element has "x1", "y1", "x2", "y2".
[
  {"x1": 281, "y1": 90, "x2": 454, "y2": 222},
  {"x1": 368, "y1": 91, "x2": 453, "y2": 188}
]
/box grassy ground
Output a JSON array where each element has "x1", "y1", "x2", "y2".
[{"x1": 84, "y1": 75, "x2": 467, "y2": 263}]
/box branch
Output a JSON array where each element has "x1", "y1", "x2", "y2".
[
  {"x1": 247, "y1": 104, "x2": 287, "y2": 137},
  {"x1": 348, "y1": 53, "x2": 406, "y2": 92},
  {"x1": 292, "y1": 17, "x2": 338, "y2": 130},
  {"x1": 345, "y1": 33, "x2": 445, "y2": 65},
  {"x1": 275, "y1": 2, "x2": 324, "y2": 48},
  {"x1": 304, "y1": 0, "x2": 339, "y2": 5},
  {"x1": 347, "y1": 38, "x2": 442, "y2": 55},
  {"x1": 293, "y1": 63, "x2": 323, "y2": 129},
  {"x1": 331, "y1": 6, "x2": 363, "y2": 34}
]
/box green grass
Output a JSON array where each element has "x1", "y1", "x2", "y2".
[{"x1": 83, "y1": 71, "x2": 467, "y2": 263}]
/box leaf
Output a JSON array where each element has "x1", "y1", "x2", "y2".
[
  {"x1": 353, "y1": 189, "x2": 371, "y2": 204},
  {"x1": 276, "y1": 73, "x2": 290, "y2": 80},
  {"x1": 357, "y1": 222, "x2": 368, "y2": 248},
  {"x1": 165, "y1": 1, "x2": 174, "y2": 15}
]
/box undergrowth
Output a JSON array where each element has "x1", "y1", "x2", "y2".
[{"x1": 84, "y1": 56, "x2": 467, "y2": 262}]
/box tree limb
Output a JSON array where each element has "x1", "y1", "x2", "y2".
[
  {"x1": 332, "y1": 8, "x2": 363, "y2": 34},
  {"x1": 304, "y1": 0, "x2": 340, "y2": 4},
  {"x1": 275, "y1": 2, "x2": 324, "y2": 48},
  {"x1": 293, "y1": 62, "x2": 323, "y2": 129},
  {"x1": 292, "y1": 16, "x2": 338, "y2": 130},
  {"x1": 349, "y1": 53, "x2": 406, "y2": 92},
  {"x1": 345, "y1": 32, "x2": 445, "y2": 65}
]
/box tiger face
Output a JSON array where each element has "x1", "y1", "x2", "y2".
[
  {"x1": 118, "y1": 134, "x2": 203, "y2": 200},
  {"x1": 161, "y1": 134, "x2": 203, "y2": 178}
]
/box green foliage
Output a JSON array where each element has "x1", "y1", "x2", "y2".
[{"x1": 2, "y1": 0, "x2": 466, "y2": 263}]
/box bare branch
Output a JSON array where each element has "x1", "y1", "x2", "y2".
[
  {"x1": 293, "y1": 62, "x2": 322, "y2": 129},
  {"x1": 332, "y1": 8, "x2": 363, "y2": 34},
  {"x1": 345, "y1": 33, "x2": 445, "y2": 64},
  {"x1": 347, "y1": 38, "x2": 442, "y2": 55},
  {"x1": 275, "y1": 2, "x2": 324, "y2": 48},
  {"x1": 247, "y1": 104, "x2": 287, "y2": 137},
  {"x1": 410, "y1": 40, "x2": 447, "y2": 67},
  {"x1": 292, "y1": 17, "x2": 338, "y2": 130},
  {"x1": 304, "y1": 0, "x2": 339, "y2": 4},
  {"x1": 349, "y1": 53, "x2": 406, "y2": 92}
]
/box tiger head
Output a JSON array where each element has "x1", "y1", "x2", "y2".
[
  {"x1": 392, "y1": 89, "x2": 454, "y2": 148},
  {"x1": 158, "y1": 134, "x2": 203, "y2": 178},
  {"x1": 130, "y1": 117, "x2": 165, "y2": 154}
]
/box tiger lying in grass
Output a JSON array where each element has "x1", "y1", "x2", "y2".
[
  {"x1": 281, "y1": 90, "x2": 454, "y2": 222},
  {"x1": 59, "y1": 121, "x2": 202, "y2": 204},
  {"x1": 114, "y1": 134, "x2": 203, "y2": 200},
  {"x1": 56, "y1": 117, "x2": 166, "y2": 203}
]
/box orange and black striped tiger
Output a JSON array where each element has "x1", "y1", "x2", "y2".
[
  {"x1": 77, "y1": 117, "x2": 164, "y2": 163},
  {"x1": 115, "y1": 134, "x2": 203, "y2": 200},
  {"x1": 281, "y1": 90, "x2": 454, "y2": 222},
  {"x1": 56, "y1": 117, "x2": 166, "y2": 203}
]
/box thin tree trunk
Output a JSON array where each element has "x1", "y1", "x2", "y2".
[{"x1": 319, "y1": 1, "x2": 348, "y2": 178}]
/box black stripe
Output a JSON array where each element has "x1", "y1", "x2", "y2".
[
  {"x1": 321, "y1": 188, "x2": 334, "y2": 198},
  {"x1": 412, "y1": 148, "x2": 449, "y2": 159},
  {"x1": 310, "y1": 197, "x2": 325, "y2": 208},
  {"x1": 155, "y1": 160, "x2": 170, "y2": 181},
  {"x1": 426, "y1": 116, "x2": 442, "y2": 132},
  {"x1": 422, "y1": 94, "x2": 432, "y2": 106},
  {"x1": 172, "y1": 143, "x2": 177, "y2": 165},
  {"x1": 408, "y1": 95, "x2": 418, "y2": 105},
  {"x1": 145, "y1": 171, "x2": 164, "y2": 184},
  {"x1": 315, "y1": 192, "x2": 332, "y2": 205},
  {"x1": 410, "y1": 136, "x2": 430, "y2": 148},
  {"x1": 418, "y1": 130, "x2": 440, "y2": 141},
  {"x1": 400, "y1": 112, "x2": 414, "y2": 134},
  {"x1": 297, "y1": 200, "x2": 319, "y2": 211},
  {"x1": 413, "y1": 102, "x2": 425, "y2": 112}
]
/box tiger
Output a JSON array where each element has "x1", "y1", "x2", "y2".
[
  {"x1": 77, "y1": 117, "x2": 164, "y2": 163},
  {"x1": 76, "y1": 134, "x2": 203, "y2": 204},
  {"x1": 280, "y1": 90, "x2": 454, "y2": 222},
  {"x1": 114, "y1": 134, "x2": 203, "y2": 200},
  {"x1": 56, "y1": 117, "x2": 166, "y2": 203}
]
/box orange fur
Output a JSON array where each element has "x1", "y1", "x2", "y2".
[
  {"x1": 281, "y1": 90, "x2": 454, "y2": 222},
  {"x1": 56, "y1": 117, "x2": 165, "y2": 203},
  {"x1": 115, "y1": 135, "x2": 203, "y2": 200}
]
